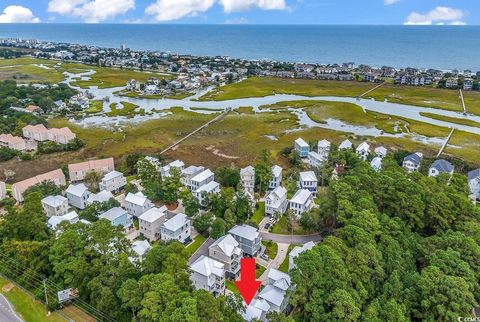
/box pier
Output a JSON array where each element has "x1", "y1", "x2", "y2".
[
  {"x1": 436, "y1": 128, "x2": 455, "y2": 158},
  {"x1": 159, "y1": 109, "x2": 230, "y2": 155}
]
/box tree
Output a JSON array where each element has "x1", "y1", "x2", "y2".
[
  {"x1": 160, "y1": 168, "x2": 183, "y2": 205},
  {"x1": 254, "y1": 150, "x2": 273, "y2": 195},
  {"x1": 84, "y1": 170, "x2": 102, "y2": 192},
  {"x1": 211, "y1": 218, "x2": 226, "y2": 239},
  {"x1": 193, "y1": 212, "x2": 213, "y2": 237},
  {"x1": 136, "y1": 157, "x2": 160, "y2": 182},
  {"x1": 181, "y1": 189, "x2": 200, "y2": 217},
  {"x1": 117, "y1": 279, "x2": 142, "y2": 320},
  {"x1": 215, "y1": 167, "x2": 240, "y2": 188}
]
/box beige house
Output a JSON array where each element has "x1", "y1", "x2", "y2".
[
  {"x1": 48, "y1": 127, "x2": 76, "y2": 144},
  {"x1": 0, "y1": 133, "x2": 26, "y2": 151},
  {"x1": 68, "y1": 158, "x2": 115, "y2": 182},
  {"x1": 12, "y1": 169, "x2": 66, "y2": 202},
  {"x1": 41, "y1": 195, "x2": 69, "y2": 217},
  {"x1": 138, "y1": 207, "x2": 167, "y2": 241},
  {"x1": 22, "y1": 124, "x2": 76, "y2": 144}
]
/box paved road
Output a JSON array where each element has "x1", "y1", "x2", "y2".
[
  {"x1": 188, "y1": 237, "x2": 214, "y2": 265},
  {"x1": 260, "y1": 232, "x2": 323, "y2": 244},
  {"x1": 259, "y1": 243, "x2": 289, "y2": 283},
  {"x1": 0, "y1": 294, "x2": 23, "y2": 322}
]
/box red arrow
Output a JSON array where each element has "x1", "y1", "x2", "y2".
[{"x1": 235, "y1": 258, "x2": 261, "y2": 305}]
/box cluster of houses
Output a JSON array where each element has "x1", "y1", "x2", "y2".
[
  {"x1": 0, "y1": 124, "x2": 76, "y2": 152},
  {"x1": 125, "y1": 73, "x2": 207, "y2": 97}
]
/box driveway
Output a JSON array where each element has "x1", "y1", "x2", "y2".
[
  {"x1": 0, "y1": 294, "x2": 23, "y2": 322},
  {"x1": 260, "y1": 232, "x2": 323, "y2": 244},
  {"x1": 259, "y1": 243, "x2": 289, "y2": 283},
  {"x1": 188, "y1": 237, "x2": 214, "y2": 265}
]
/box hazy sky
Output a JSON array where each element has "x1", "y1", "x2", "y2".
[{"x1": 0, "y1": 0, "x2": 477, "y2": 25}]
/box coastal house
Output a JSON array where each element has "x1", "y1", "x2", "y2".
[
  {"x1": 370, "y1": 157, "x2": 383, "y2": 172},
  {"x1": 138, "y1": 207, "x2": 167, "y2": 241},
  {"x1": 125, "y1": 192, "x2": 154, "y2": 218},
  {"x1": 181, "y1": 165, "x2": 205, "y2": 188},
  {"x1": 195, "y1": 181, "x2": 220, "y2": 207},
  {"x1": 299, "y1": 171, "x2": 318, "y2": 195},
  {"x1": 0, "y1": 181, "x2": 6, "y2": 200},
  {"x1": 445, "y1": 77, "x2": 459, "y2": 88},
  {"x1": 356, "y1": 142, "x2": 370, "y2": 161},
  {"x1": 160, "y1": 160, "x2": 185, "y2": 178},
  {"x1": 86, "y1": 190, "x2": 114, "y2": 205},
  {"x1": 308, "y1": 151, "x2": 324, "y2": 168},
  {"x1": 294, "y1": 138, "x2": 310, "y2": 158},
  {"x1": 188, "y1": 169, "x2": 215, "y2": 192},
  {"x1": 240, "y1": 166, "x2": 255, "y2": 194},
  {"x1": 161, "y1": 213, "x2": 191, "y2": 244},
  {"x1": 289, "y1": 189, "x2": 313, "y2": 217},
  {"x1": 12, "y1": 169, "x2": 66, "y2": 202},
  {"x1": 68, "y1": 158, "x2": 115, "y2": 182},
  {"x1": 208, "y1": 234, "x2": 242, "y2": 279},
  {"x1": 265, "y1": 186, "x2": 288, "y2": 217},
  {"x1": 190, "y1": 255, "x2": 225, "y2": 296},
  {"x1": 468, "y1": 169, "x2": 480, "y2": 200},
  {"x1": 228, "y1": 225, "x2": 261, "y2": 257},
  {"x1": 269, "y1": 165, "x2": 283, "y2": 190},
  {"x1": 22, "y1": 124, "x2": 50, "y2": 142},
  {"x1": 339, "y1": 139, "x2": 353, "y2": 150},
  {"x1": 289, "y1": 241, "x2": 315, "y2": 271},
  {"x1": 47, "y1": 211, "x2": 79, "y2": 231},
  {"x1": 48, "y1": 127, "x2": 76, "y2": 144},
  {"x1": 257, "y1": 268, "x2": 292, "y2": 313},
  {"x1": 374, "y1": 146, "x2": 387, "y2": 159},
  {"x1": 66, "y1": 183, "x2": 91, "y2": 210},
  {"x1": 0, "y1": 133, "x2": 27, "y2": 151},
  {"x1": 131, "y1": 240, "x2": 152, "y2": 262},
  {"x1": 99, "y1": 207, "x2": 133, "y2": 232},
  {"x1": 243, "y1": 299, "x2": 271, "y2": 322},
  {"x1": 99, "y1": 171, "x2": 126, "y2": 193},
  {"x1": 41, "y1": 195, "x2": 69, "y2": 217},
  {"x1": 317, "y1": 139, "x2": 331, "y2": 160},
  {"x1": 429, "y1": 159, "x2": 454, "y2": 177},
  {"x1": 403, "y1": 152, "x2": 423, "y2": 173}
]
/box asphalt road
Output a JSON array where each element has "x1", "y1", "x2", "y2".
[
  {"x1": 0, "y1": 294, "x2": 23, "y2": 322},
  {"x1": 260, "y1": 232, "x2": 323, "y2": 244}
]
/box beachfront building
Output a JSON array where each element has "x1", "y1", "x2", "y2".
[
  {"x1": 403, "y1": 152, "x2": 423, "y2": 173},
  {"x1": 240, "y1": 166, "x2": 255, "y2": 194},
  {"x1": 68, "y1": 158, "x2": 115, "y2": 182},
  {"x1": 161, "y1": 213, "x2": 191, "y2": 244},
  {"x1": 12, "y1": 169, "x2": 66, "y2": 202},
  {"x1": 195, "y1": 181, "x2": 220, "y2": 207},
  {"x1": 138, "y1": 207, "x2": 166, "y2": 242},
  {"x1": 125, "y1": 192, "x2": 154, "y2": 218},
  {"x1": 208, "y1": 234, "x2": 242, "y2": 279},
  {"x1": 289, "y1": 189, "x2": 313, "y2": 217},
  {"x1": 41, "y1": 195, "x2": 69, "y2": 217},
  {"x1": 99, "y1": 171, "x2": 126, "y2": 193},
  {"x1": 99, "y1": 207, "x2": 133, "y2": 232},
  {"x1": 294, "y1": 138, "x2": 310, "y2": 158},
  {"x1": 299, "y1": 171, "x2": 318, "y2": 195},
  {"x1": 190, "y1": 255, "x2": 225, "y2": 296},
  {"x1": 66, "y1": 183, "x2": 91, "y2": 210},
  {"x1": 356, "y1": 142, "x2": 371, "y2": 161},
  {"x1": 228, "y1": 225, "x2": 261, "y2": 257},
  {"x1": 429, "y1": 159, "x2": 454, "y2": 177},
  {"x1": 289, "y1": 241, "x2": 316, "y2": 271},
  {"x1": 265, "y1": 186, "x2": 288, "y2": 217},
  {"x1": 269, "y1": 165, "x2": 283, "y2": 190}
]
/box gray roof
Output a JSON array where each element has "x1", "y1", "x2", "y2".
[
  {"x1": 162, "y1": 213, "x2": 189, "y2": 232},
  {"x1": 228, "y1": 224, "x2": 259, "y2": 241},
  {"x1": 99, "y1": 207, "x2": 127, "y2": 221},
  {"x1": 468, "y1": 169, "x2": 480, "y2": 181},
  {"x1": 404, "y1": 152, "x2": 422, "y2": 165},
  {"x1": 66, "y1": 183, "x2": 89, "y2": 197},
  {"x1": 430, "y1": 159, "x2": 454, "y2": 173}
]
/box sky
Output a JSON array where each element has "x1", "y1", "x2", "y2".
[{"x1": 0, "y1": 0, "x2": 478, "y2": 25}]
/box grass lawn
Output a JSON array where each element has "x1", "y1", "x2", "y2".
[
  {"x1": 85, "y1": 100, "x2": 104, "y2": 114},
  {"x1": 226, "y1": 280, "x2": 240, "y2": 295},
  {"x1": 256, "y1": 264, "x2": 266, "y2": 279},
  {"x1": 0, "y1": 277, "x2": 66, "y2": 322},
  {"x1": 263, "y1": 241, "x2": 278, "y2": 259},
  {"x1": 250, "y1": 202, "x2": 265, "y2": 225},
  {"x1": 107, "y1": 101, "x2": 142, "y2": 117},
  {"x1": 185, "y1": 234, "x2": 207, "y2": 258},
  {"x1": 278, "y1": 244, "x2": 299, "y2": 273},
  {"x1": 419, "y1": 112, "x2": 480, "y2": 128},
  {"x1": 271, "y1": 216, "x2": 309, "y2": 235}
]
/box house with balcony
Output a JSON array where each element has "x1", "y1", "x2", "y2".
[
  {"x1": 181, "y1": 165, "x2": 205, "y2": 188},
  {"x1": 68, "y1": 158, "x2": 115, "y2": 182},
  {"x1": 208, "y1": 234, "x2": 242, "y2": 279},
  {"x1": 138, "y1": 207, "x2": 167, "y2": 241},
  {"x1": 195, "y1": 181, "x2": 220, "y2": 207},
  {"x1": 299, "y1": 171, "x2": 318, "y2": 195},
  {"x1": 269, "y1": 165, "x2": 283, "y2": 190},
  {"x1": 161, "y1": 213, "x2": 191, "y2": 244},
  {"x1": 307, "y1": 151, "x2": 324, "y2": 168},
  {"x1": 240, "y1": 166, "x2": 255, "y2": 194},
  {"x1": 356, "y1": 142, "x2": 370, "y2": 161},
  {"x1": 99, "y1": 207, "x2": 132, "y2": 232},
  {"x1": 429, "y1": 159, "x2": 454, "y2": 177},
  {"x1": 265, "y1": 186, "x2": 288, "y2": 217},
  {"x1": 190, "y1": 255, "x2": 225, "y2": 297},
  {"x1": 41, "y1": 195, "x2": 69, "y2": 217},
  {"x1": 317, "y1": 139, "x2": 331, "y2": 160},
  {"x1": 12, "y1": 169, "x2": 66, "y2": 203},
  {"x1": 125, "y1": 191, "x2": 154, "y2": 218},
  {"x1": 294, "y1": 138, "x2": 310, "y2": 158},
  {"x1": 99, "y1": 171, "x2": 126, "y2": 193},
  {"x1": 188, "y1": 169, "x2": 215, "y2": 192},
  {"x1": 228, "y1": 225, "x2": 261, "y2": 257},
  {"x1": 66, "y1": 183, "x2": 91, "y2": 210},
  {"x1": 289, "y1": 189, "x2": 313, "y2": 217},
  {"x1": 160, "y1": 160, "x2": 185, "y2": 178},
  {"x1": 257, "y1": 268, "x2": 292, "y2": 313},
  {"x1": 403, "y1": 152, "x2": 423, "y2": 173}
]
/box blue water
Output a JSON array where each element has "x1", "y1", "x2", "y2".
[{"x1": 1, "y1": 24, "x2": 479, "y2": 71}]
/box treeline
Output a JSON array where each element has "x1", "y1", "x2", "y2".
[{"x1": 289, "y1": 153, "x2": 480, "y2": 321}]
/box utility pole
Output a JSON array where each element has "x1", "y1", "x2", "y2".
[{"x1": 43, "y1": 279, "x2": 49, "y2": 308}]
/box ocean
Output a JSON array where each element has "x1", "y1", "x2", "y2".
[{"x1": 0, "y1": 24, "x2": 479, "y2": 71}]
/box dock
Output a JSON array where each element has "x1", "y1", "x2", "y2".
[
  {"x1": 436, "y1": 128, "x2": 455, "y2": 158},
  {"x1": 358, "y1": 81, "x2": 386, "y2": 99}
]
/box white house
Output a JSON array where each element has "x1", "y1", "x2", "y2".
[
  {"x1": 99, "y1": 171, "x2": 126, "y2": 193},
  {"x1": 317, "y1": 139, "x2": 331, "y2": 160},
  {"x1": 160, "y1": 160, "x2": 185, "y2": 178},
  {"x1": 0, "y1": 181, "x2": 7, "y2": 200},
  {"x1": 125, "y1": 192, "x2": 154, "y2": 218},
  {"x1": 240, "y1": 166, "x2": 255, "y2": 194},
  {"x1": 41, "y1": 195, "x2": 69, "y2": 217},
  {"x1": 181, "y1": 165, "x2": 205, "y2": 188},
  {"x1": 289, "y1": 189, "x2": 313, "y2": 217},
  {"x1": 47, "y1": 211, "x2": 79, "y2": 230},
  {"x1": 257, "y1": 268, "x2": 292, "y2": 313},
  {"x1": 289, "y1": 241, "x2": 315, "y2": 271},
  {"x1": 374, "y1": 146, "x2": 387, "y2": 159},
  {"x1": 190, "y1": 255, "x2": 225, "y2": 296},
  {"x1": 228, "y1": 225, "x2": 261, "y2": 257},
  {"x1": 294, "y1": 138, "x2": 310, "y2": 158},
  {"x1": 131, "y1": 240, "x2": 152, "y2": 262},
  {"x1": 429, "y1": 159, "x2": 454, "y2": 177},
  {"x1": 189, "y1": 169, "x2": 215, "y2": 191},
  {"x1": 339, "y1": 139, "x2": 353, "y2": 150},
  {"x1": 66, "y1": 183, "x2": 91, "y2": 210},
  {"x1": 356, "y1": 142, "x2": 370, "y2": 161},
  {"x1": 269, "y1": 165, "x2": 283, "y2": 190},
  {"x1": 265, "y1": 186, "x2": 288, "y2": 217},
  {"x1": 195, "y1": 181, "x2": 220, "y2": 207},
  {"x1": 161, "y1": 213, "x2": 191, "y2": 244},
  {"x1": 208, "y1": 234, "x2": 242, "y2": 279},
  {"x1": 299, "y1": 171, "x2": 318, "y2": 195},
  {"x1": 86, "y1": 190, "x2": 114, "y2": 205},
  {"x1": 308, "y1": 151, "x2": 324, "y2": 168},
  {"x1": 370, "y1": 157, "x2": 383, "y2": 172},
  {"x1": 243, "y1": 299, "x2": 271, "y2": 322},
  {"x1": 403, "y1": 152, "x2": 423, "y2": 173},
  {"x1": 468, "y1": 169, "x2": 480, "y2": 200},
  {"x1": 98, "y1": 207, "x2": 132, "y2": 232},
  {"x1": 138, "y1": 207, "x2": 167, "y2": 241}
]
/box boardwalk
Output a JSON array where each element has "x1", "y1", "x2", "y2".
[
  {"x1": 436, "y1": 128, "x2": 455, "y2": 158},
  {"x1": 459, "y1": 89, "x2": 467, "y2": 114},
  {"x1": 160, "y1": 110, "x2": 229, "y2": 155},
  {"x1": 358, "y1": 81, "x2": 386, "y2": 98}
]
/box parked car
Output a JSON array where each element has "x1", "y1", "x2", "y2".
[
  {"x1": 261, "y1": 253, "x2": 270, "y2": 261},
  {"x1": 265, "y1": 223, "x2": 271, "y2": 229}
]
